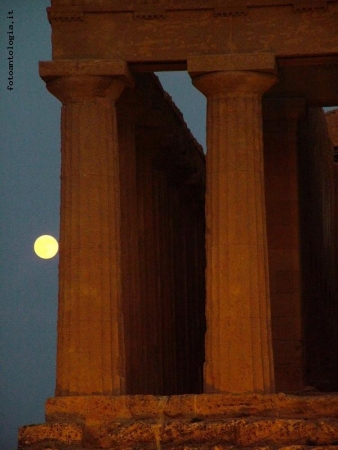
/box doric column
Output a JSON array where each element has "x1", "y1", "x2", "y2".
[
  {"x1": 116, "y1": 95, "x2": 142, "y2": 395},
  {"x1": 188, "y1": 54, "x2": 277, "y2": 393},
  {"x1": 39, "y1": 60, "x2": 133, "y2": 396},
  {"x1": 263, "y1": 98, "x2": 306, "y2": 391}
]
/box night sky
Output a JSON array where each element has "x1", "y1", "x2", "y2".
[{"x1": 0, "y1": 2, "x2": 205, "y2": 448}]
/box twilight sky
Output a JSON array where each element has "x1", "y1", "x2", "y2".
[{"x1": 0, "y1": 2, "x2": 205, "y2": 448}]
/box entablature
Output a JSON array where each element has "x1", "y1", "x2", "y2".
[
  {"x1": 48, "y1": 2, "x2": 338, "y2": 61},
  {"x1": 47, "y1": 1, "x2": 335, "y2": 20},
  {"x1": 49, "y1": 0, "x2": 335, "y2": 14},
  {"x1": 46, "y1": 0, "x2": 338, "y2": 106}
]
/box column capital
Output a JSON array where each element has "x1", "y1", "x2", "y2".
[
  {"x1": 188, "y1": 52, "x2": 277, "y2": 77},
  {"x1": 39, "y1": 59, "x2": 134, "y2": 105},
  {"x1": 191, "y1": 71, "x2": 277, "y2": 98},
  {"x1": 188, "y1": 53, "x2": 277, "y2": 97}
]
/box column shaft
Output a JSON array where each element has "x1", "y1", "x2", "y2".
[
  {"x1": 117, "y1": 99, "x2": 142, "y2": 395},
  {"x1": 192, "y1": 71, "x2": 276, "y2": 393},
  {"x1": 39, "y1": 63, "x2": 133, "y2": 396},
  {"x1": 263, "y1": 98, "x2": 306, "y2": 391},
  {"x1": 57, "y1": 98, "x2": 124, "y2": 395}
]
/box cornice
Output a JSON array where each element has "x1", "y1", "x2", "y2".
[{"x1": 48, "y1": 0, "x2": 335, "y2": 21}]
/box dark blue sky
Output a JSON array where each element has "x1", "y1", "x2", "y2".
[
  {"x1": 0, "y1": 2, "x2": 205, "y2": 448},
  {"x1": 1, "y1": 3, "x2": 59, "y2": 449}
]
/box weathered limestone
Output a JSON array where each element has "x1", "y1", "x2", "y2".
[
  {"x1": 19, "y1": 423, "x2": 82, "y2": 447},
  {"x1": 18, "y1": 394, "x2": 338, "y2": 449},
  {"x1": 39, "y1": 60, "x2": 133, "y2": 396},
  {"x1": 189, "y1": 54, "x2": 277, "y2": 393},
  {"x1": 44, "y1": 393, "x2": 338, "y2": 423},
  {"x1": 47, "y1": 1, "x2": 338, "y2": 80},
  {"x1": 263, "y1": 98, "x2": 306, "y2": 392}
]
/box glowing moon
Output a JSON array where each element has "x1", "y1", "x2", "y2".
[{"x1": 34, "y1": 235, "x2": 59, "y2": 259}]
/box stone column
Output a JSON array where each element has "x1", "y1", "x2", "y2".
[
  {"x1": 263, "y1": 98, "x2": 306, "y2": 391},
  {"x1": 188, "y1": 54, "x2": 277, "y2": 393},
  {"x1": 116, "y1": 96, "x2": 143, "y2": 395},
  {"x1": 39, "y1": 60, "x2": 133, "y2": 396}
]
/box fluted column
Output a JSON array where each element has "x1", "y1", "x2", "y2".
[
  {"x1": 116, "y1": 97, "x2": 142, "y2": 394},
  {"x1": 263, "y1": 98, "x2": 306, "y2": 391},
  {"x1": 189, "y1": 57, "x2": 277, "y2": 393},
  {"x1": 39, "y1": 60, "x2": 133, "y2": 396}
]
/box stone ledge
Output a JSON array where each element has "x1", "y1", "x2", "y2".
[
  {"x1": 169, "y1": 447, "x2": 338, "y2": 450},
  {"x1": 46, "y1": 393, "x2": 338, "y2": 425},
  {"x1": 83, "y1": 418, "x2": 338, "y2": 448},
  {"x1": 18, "y1": 394, "x2": 338, "y2": 449},
  {"x1": 188, "y1": 52, "x2": 276, "y2": 77},
  {"x1": 18, "y1": 422, "x2": 82, "y2": 447},
  {"x1": 39, "y1": 59, "x2": 132, "y2": 80},
  {"x1": 18, "y1": 419, "x2": 338, "y2": 449}
]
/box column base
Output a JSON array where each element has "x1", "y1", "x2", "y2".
[{"x1": 19, "y1": 393, "x2": 338, "y2": 449}]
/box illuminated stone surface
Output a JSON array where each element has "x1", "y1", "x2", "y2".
[
  {"x1": 40, "y1": 60, "x2": 134, "y2": 396},
  {"x1": 18, "y1": 423, "x2": 82, "y2": 446},
  {"x1": 189, "y1": 57, "x2": 277, "y2": 394},
  {"x1": 18, "y1": 394, "x2": 338, "y2": 449}
]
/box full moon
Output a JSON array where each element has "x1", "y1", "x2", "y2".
[{"x1": 34, "y1": 235, "x2": 59, "y2": 259}]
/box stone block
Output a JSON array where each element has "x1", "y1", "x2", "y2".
[
  {"x1": 233, "y1": 419, "x2": 338, "y2": 446},
  {"x1": 20, "y1": 395, "x2": 338, "y2": 448},
  {"x1": 46, "y1": 396, "x2": 132, "y2": 425},
  {"x1": 46, "y1": 394, "x2": 338, "y2": 424},
  {"x1": 185, "y1": 419, "x2": 336, "y2": 447},
  {"x1": 83, "y1": 420, "x2": 157, "y2": 449},
  {"x1": 18, "y1": 423, "x2": 82, "y2": 448},
  {"x1": 164, "y1": 395, "x2": 196, "y2": 418},
  {"x1": 39, "y1": 59, "x2": 133, "y2": 82},
  {"x1": 193, "y1": 394, "x2": 279, "y2": 418},
  {"x1": 161, "y1": 418, "x2": 338, "y2": 448}
]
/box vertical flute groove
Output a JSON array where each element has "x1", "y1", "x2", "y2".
[
  {"x1": 56, "y1": 91, "x2": 125, "y2": 395},
  {"x1": 193, "y1": 71, "x2": 276, "y2": 394}
]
